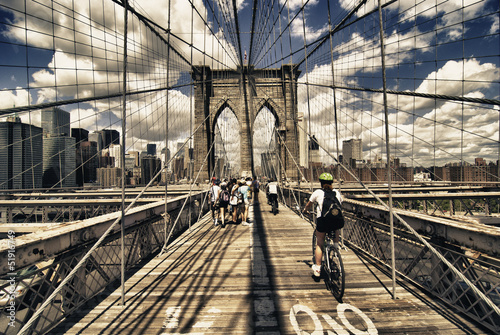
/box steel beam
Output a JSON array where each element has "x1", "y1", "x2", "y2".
[
  {"x1": 343, "y1": 199, "x2": 500, "y2": 257},
  {"x1": 0, "y1": 192, "x2": 206, "y2": 274}
]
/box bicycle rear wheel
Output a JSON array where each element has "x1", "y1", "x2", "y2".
[
  {"x1": 325, "y1": 245, "x2": 345, "y2": 301},
  {"x1": 312, "y1": 232, "x2": 317, "y2": 264}
]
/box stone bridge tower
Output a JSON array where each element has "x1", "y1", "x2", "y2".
[{"x1": 192, "y1": 64, "x2": 300, "y2": 181}]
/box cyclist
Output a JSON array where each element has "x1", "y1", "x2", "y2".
[
  {"x1": 302, "y1": 172, "x2": 343, "y2": 277},
  {"x1": 266, "y1": 179, "x2": 278, "y2": 212}
]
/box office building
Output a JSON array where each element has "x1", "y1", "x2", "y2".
[
  {"x1": 0, "y1": 118, "x2": 43, "y2": 189},
  {"x1": 308, "y1": 135, "x2": 320, "y2": 164},
  {"x1": 71, "y1": 128, "x2": 89, "y2": 145},
  {"x1": 108, "y1": 144, "x2": 123, "y2": 169},
  {"x1": 343, "y1": 139, "x2": 362, "y2": 167},
  {"x1": 176, "y1": 142, "x2": 185, "y2": 157},
  {"x1": 147, "y1": 143, "x2": 156, "y2": 156},
  {"x1": 97, "y1": 167, "x2": 121, "y2": 187},
  {"x1": 142, "y1": 155, "x2": 161, "y2": 185},
  {"x1": 128, "y1": 151, "x2": 140, "y2": 167},
  {"x1": 90, "y1": 129, "x2": 120, "y2": 152},
  {"x1": 161, "y1": 147, "x2": 171, "y2": 172},
  {"x1": 42, "y1": 136, "x2": 76, "y2": 187},
  {"x1": 41, "y1": 108, "x2": 76, "y2": 188},
  {"x1": 42, "y1": 107, "x2": 71, "y2": 137},
  {"x1": 76, "y1": 141, "x2": 98, "y2": 185}
]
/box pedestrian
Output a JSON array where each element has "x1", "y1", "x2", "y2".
[
  {"x1": 209, "y1": 178, "x2": 221, "y2": 226},
  {"x1": 229, "y1": 178, "x2": 239, "y2": 224},
  {"x1": 238, "y1": 179, "x2": 251, "y2": 226},
  {"x1": 245, "y1": 177, "x2": 253, "y2": 204},
  {"x1": 218, "y1": 182, "x2": 230, "y2": 228},
  {"x1": 251, "y1": 177, "x2": 260, "y2": 202}
]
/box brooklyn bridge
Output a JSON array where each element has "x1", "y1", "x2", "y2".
[{"x1": 0, "y1": 0, "x2": 499, "y2": 334}]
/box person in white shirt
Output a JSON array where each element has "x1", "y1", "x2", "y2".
[
  {"x1": 209, "y1": 178, "x2": 221, "y2": 226},
  {"x1": 302, "y1": 172, "x2": 343, "y2": 277},
  {"x1": 238, "y1": 179, "x2": 251, "y2": 225},
  {"x1": 266, "y1": 179, "x2": 278, "y2": 212}
]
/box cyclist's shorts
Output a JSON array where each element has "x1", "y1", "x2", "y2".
[{"x1": 316, "y1": 216, "x2": 338, "y2": 233}]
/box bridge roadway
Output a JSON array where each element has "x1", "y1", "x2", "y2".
[{"x1": 52, "y1": 192, "x2": 486, "y2": 334}]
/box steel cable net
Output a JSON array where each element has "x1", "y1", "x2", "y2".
[
  {"x1": 0, "y1": 0, "x2": 499, "y2": 334},
  {"x1": 252, "y1": 0, "x2": 499, "y2": 186}
]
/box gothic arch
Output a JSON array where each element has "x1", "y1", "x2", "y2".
[
  {"x1": 211, "y1": 99, "x2": 239, "y2": 134},
  {"x1": 192, "y1": 65, "x2": 300, "y2": 180},
  {"x1": 254, "y1": 98, "x2": 282, "y2": 130}
]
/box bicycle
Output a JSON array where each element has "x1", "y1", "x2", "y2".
[
  {"x1": 271, "y1": 197, "x2": 278, "y2": 215},
  {"x1": 312, "y1": 230, "x2": 345, "y2": 301},
  {"x1": 268, "y1": 193, "x2": 278, "y2": 215}
]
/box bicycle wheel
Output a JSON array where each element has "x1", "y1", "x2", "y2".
[
  {"x1": 325, "y1": 245, "x2": 345, "y2": 301},
  {"x1": 312, "y1": 232, "x2": 317, "y2": 264}
]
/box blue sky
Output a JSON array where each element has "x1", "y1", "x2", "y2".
[{"x1": 0, "y1": 0, "x2": 498, "y2": 170}]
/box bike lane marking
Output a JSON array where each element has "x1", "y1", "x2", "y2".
[{"x1": 290, "y1": 303, "x2": 378, "y2": 335}]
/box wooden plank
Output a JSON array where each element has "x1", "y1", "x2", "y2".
[{"x1": 52, "y1": 192, "x2": 487, "y2": 335}]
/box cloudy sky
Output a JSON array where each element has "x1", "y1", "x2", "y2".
[{"x1": 0, "y1": 0, "x2": 498, "y2": 175}]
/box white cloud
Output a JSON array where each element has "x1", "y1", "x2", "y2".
[
  {"x1": 281, "y1": 0, "x2": 320, "y2": 12},
  {"x1": 0, "y1": 88, "x2": 32, "y2": 109},
  {"x1": 236, "y1": 0, "x2": 248, "y2": 12},
  {"x1": 0, "y1": 0, "x2": 240, "y2": 153},
  {"x1": 491, "y1": 15, "x2": 499, "y2": 34},
  {"x1": 290, "y1": 16, "x2": 328, "y2": 43},
  {"x1": 299, "y1": 56, "x2": 499, "y2": 166}
]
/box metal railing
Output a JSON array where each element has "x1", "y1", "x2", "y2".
[
  {"x1": 0, "y1": 192, "x2": 209, "y2": 335},
  {"x1": 343, "y1": 212, "x2": 500, "y2": 332}
]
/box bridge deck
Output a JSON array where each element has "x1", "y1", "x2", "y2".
[{"x1": 54, "y1": 192, "x2": 485, "y2": 334}]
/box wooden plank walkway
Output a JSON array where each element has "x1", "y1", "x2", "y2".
[{"x1": 53, "y1": 192, "x2": 487, "y2": 334}]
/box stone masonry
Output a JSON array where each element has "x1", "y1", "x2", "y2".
[{"x1": 192, "y1": 65, "x2": 300, "y2": 181}]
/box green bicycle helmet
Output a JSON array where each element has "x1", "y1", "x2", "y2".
[{"x1": 319, "y1": 172, "x2": 334, "y2": 183}]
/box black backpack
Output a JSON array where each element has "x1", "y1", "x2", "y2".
[
  {"x1": 221, "y1": 189, "x2": 230, "y2": 202},
  {"x1": 320, "y1": 189, "x2": 345, "y2": 230}
]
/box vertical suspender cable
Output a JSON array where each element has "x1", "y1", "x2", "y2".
[
  {"x1": 377, "y1": 0, "x2": 396, "y2": 299},
  {"x1": 327, "y1": 0, "x2": 343, "y2": 244},
  {"x1": 120, "y1": 0, "x2": 129, "y2": 307},
  {"x1": 190, "y1": 0, "x2": 194, "y2": 182},
  {"x1": 327, "y1": 0, "x2": 341, "y2": 189},
  {"x1": 285, "y1": 0, "x2": 294, "y2": 186},
  {"x1": 301, "y1": 0, "x2": 312, "y2": 190},
  {"x1": 164, "y1": 0, "x2": 171, "y2": 247},
  {"x1": 188, "y1": 0, "x2": 194, "y2": 228}
]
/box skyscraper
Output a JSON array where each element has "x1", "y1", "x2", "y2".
[
  {"x1": 142, "y1": 155, "x2": 161, "y2": 185},
  {"x1": 43, "y1": 137, "x2": 76, "y2": 188},
  {"x1": 90, "y1": 129, "x2": 120, "y2": 153},
  {"x1": 0, "y1": 117, "x2": 43, "y2": 189},
  {"x1": 343, "y1": 139, "x2": 362, "y2": 167},
  {"x1": 71, "y1": 128, "x2": 89, "y2": 145},
  {"x1": 42, "y1": 108, "x2": 76, "y2": 188},
  {"x1": 147, "y1": 143, "x2": 156, "y2": 156},
  {"x1": 98, "y1": 129, "x2": 120, "y2": 149},
  {"x1": 108, "y1": 144, "x2": 123, "y2": 169},
  {"x1": 42, "y1": 107, "x2": 71, "y2": 137},
  {"x1": 73, "y1": 128, "x2": 92, "y2": 186},
  {"x1": 79, "y1": 141, "x2": 98, "y2": 184}
]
